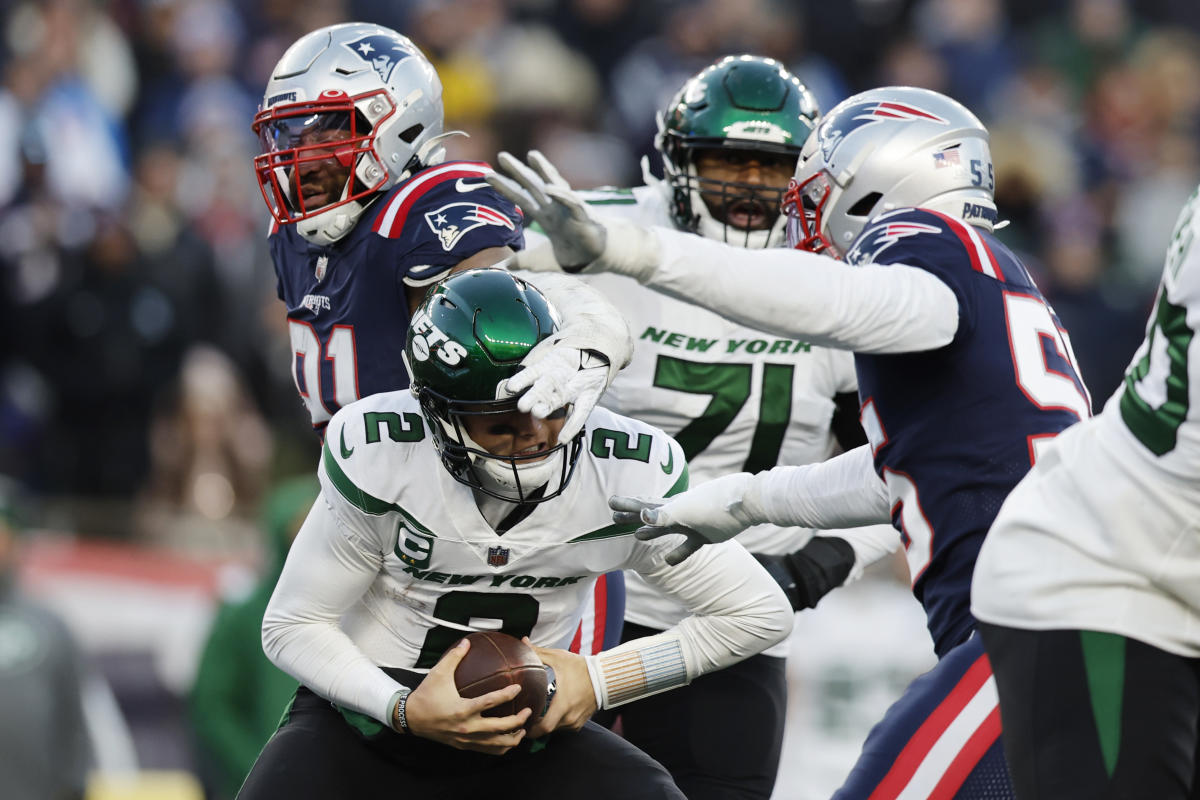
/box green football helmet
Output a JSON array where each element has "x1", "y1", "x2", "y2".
[
  {"x1": 404, "y1": 268, "x2": 583, "y2": 503},
  {"x1": 656, "y1": 55, "x2": 820, "y2": 248}
]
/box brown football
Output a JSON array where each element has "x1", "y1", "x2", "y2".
[{"x1": 452, "y1": 631, "x2": 550, "y2": 726}]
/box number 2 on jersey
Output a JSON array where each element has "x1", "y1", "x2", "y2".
[{"x1": 290, "y1": 320, "x2": 360, "y2": 425}]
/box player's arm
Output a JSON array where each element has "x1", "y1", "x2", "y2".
[
  {"x1": 403, "y1": 245, "x2": 514, "y2": 315},
  {"x1": 263, "y1": 489, "x2": 530, "y2": 753},
  {"x1": 487, "y1": 151, "x2": 960, "y2": 354},
  {"x1": 753, "y1": 524, "x2": 900, "y2": 611},
  {"x1": 583, "y1": 538, "x2": 793, "y2": 713},
  {"x1": 613, "y1": 444, "x2": 891, "y2": 565}
]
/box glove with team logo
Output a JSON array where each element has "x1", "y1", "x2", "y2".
[
  {"x1": 609, "y1": 473, "x2": 759, "y2": 566},
  {"x1": 487, "y1": 151, "x2": 660, "y2": 280}
]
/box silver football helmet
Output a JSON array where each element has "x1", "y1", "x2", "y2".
[
  {"x1": 784, "y1": 86, "x2": 996, "y2": 258},
  {"x1": 252, "y1": 23, "x2": 448, "y2": 246}
]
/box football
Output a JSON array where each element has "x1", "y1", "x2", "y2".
[{"x1": 453, "y1": 631, "x2": 551, "y2": 726}]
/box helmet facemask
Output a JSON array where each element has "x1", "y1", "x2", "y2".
[
  {"x1": 252, "y1": 23, "x2": 447, "y2": 246},
  {"x1": 665, "y1": 141, "x2": 798, "y2": 248},
  {"x1": 655, "y1": 55, "x2": 820, "y2": 250},
  {"x1": 253, "y1": 90, "x2": 401, "y2": 243},
  {"x1": 419, "y1": 391, "x2": 583, "y2": 504},
  {"x1": 405, "y1": 269, "x2": 585, "y2": 505}
]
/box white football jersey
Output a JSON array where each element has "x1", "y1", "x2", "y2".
[
  {"x1": 973, "y1": 186, "x2": 1200, "y2": 656},
  {"x1": 317, "y1": 390, "x2": 691, "y2": 670},
  {"x1": 564, "y1": 185, "x2": 873, "y2": 642}
]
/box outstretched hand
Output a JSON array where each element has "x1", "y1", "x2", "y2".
[
  {"x1": 403, "y1": 638, "x2": 532, "y2": 755},
  {"x1": 486, "y1": 151, "x2": 608, "y2": 272},
  {"x1": 499, "y1": 341, "x2": 607, "y2": 442},
  {"x1": 609, "y1": 472, "x2": 758, "y2": 566}
]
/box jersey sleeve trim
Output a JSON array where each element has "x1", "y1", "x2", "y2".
[
  {"x1": 567, "y1": 523, "x2": 638, "y2": 543},
  {"x1": 371, "y1": 162, "x2": 494, "y2": 239},
  {"x1": 666, "y1": 463, "x2": 689, "y2": 497},
  {"x1": 321, "y1": 439, "x2": 435, "y2": 534},
  {"x1": 401, "y1": 266, "x2": 453, "y2": 288}
]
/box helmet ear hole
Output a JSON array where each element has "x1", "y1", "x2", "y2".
[
  {"x1": 847, "y1": 192, "x2": 882, "y2": 218},
  {"x1": 399, "y1": 124, "x2": 424, "y2": 143}
]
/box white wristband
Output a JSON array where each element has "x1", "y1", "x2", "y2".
[{"x1": 584, "y1": 632, "x2": 690, "y2": 709}]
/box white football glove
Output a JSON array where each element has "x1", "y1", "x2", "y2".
[
  {"x1": 499, "y1": 342, "x2": 607, "y2": 443},
  {"x1": 609, "y1": 472, "x2": 758, "y2": 566},
  {"x1": 487, "y1": 151, "x2": 661, "y2": 280}
]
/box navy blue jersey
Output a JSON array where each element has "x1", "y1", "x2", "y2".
[
  {"x1": 270, "y1": 161, "x2": 524, "y2": 433},
  {"x1": 846, "y1": 208, "x2": 1091, "y2": 657}
]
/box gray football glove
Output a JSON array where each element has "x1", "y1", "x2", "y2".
[
  {"x1": 487, "y1": 151, "x2": 607, "y2": 272},
  {"x1": 609, "y1": 473, "x2": 758, "y2": 566}
]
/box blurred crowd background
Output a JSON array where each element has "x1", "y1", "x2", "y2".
[{"x1": 0, "y1": 0, "x2": 1197, "y2": 798}]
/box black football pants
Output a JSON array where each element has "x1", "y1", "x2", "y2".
[
  {"x1": 237, "y1": 680, "x2": 684, "y2": 800},
  {"x1": 612, "y1": 621, "x2": 788, "y2": 800},
  {"x1": 980, "y1": 622, "x2": 1200, "y2": 800}
]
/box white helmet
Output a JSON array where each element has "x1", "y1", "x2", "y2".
[
  {"x1": 251, "y1": 23, "x2": 447, "y2": 246},
  {"x1": 784, "y1": 86, "x2": 997, "y2": 258}
]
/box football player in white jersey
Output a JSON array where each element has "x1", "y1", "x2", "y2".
[
  {"x1": 236, "y1": 269, "x2": 793, "y2": 800},
  {"x1": 971, "y1": 186, "x2": 1200, "y2": 799},
  {"x1": 523, "y1": 56, "x2": 898, "y2": 799}
]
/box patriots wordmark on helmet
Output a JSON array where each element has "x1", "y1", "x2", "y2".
[
  {"x1": 424, "y1": 202, "x2": 515, "y2": 252},
  {"x1": 342, "y1": 33, "x2": 415, "y2": 83}
]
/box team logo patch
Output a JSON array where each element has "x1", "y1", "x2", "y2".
[
  {"x1": 343, "y1": 34, "x2": 415, "y2": 83},
  {"x1": 819, "y1": 101, "x2": 948, "y2": 163},
  {"x1": 487, "y1": 546, "x2": 510, "y2": 567},
  {"x1": 846, "y1": 217, "x2": 942, "y2": 265},
  {"x1": 424, "y1": 202, "x2": 515, "y2": 251}
]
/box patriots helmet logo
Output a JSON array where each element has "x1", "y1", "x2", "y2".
[
  {"x1": 819, "y1": 101, "x2": 949, "y2": 164},
  {"x1": 846, "y1": 213, "x2": 942, "y2": 266},
  {"x1": 425, "y1": 202, "x2": 515, "y2": 251},
  {"x1": 343, "y1": 34, "x2": 416, "y2": 83}
]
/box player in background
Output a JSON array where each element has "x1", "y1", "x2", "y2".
[
  {"x1": 972, "y1": 186, "x2": 1200, "y2": 799},
  {"x1": 523, "y1": 56, "x2": 897, "y2": 799},
  {"x1": 490, "y1": 86, "x2": 1093, "y2": 798},
  {"x1": 236, "y1": 269, "x2": 793, "y2": 799},
  {"x1": 251, "y1": 22, "x2": 630, "y2": 662}
]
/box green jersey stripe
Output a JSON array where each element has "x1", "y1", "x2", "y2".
[{"x1": 322, "y1": 441, "x2": 435, "y2": 535}]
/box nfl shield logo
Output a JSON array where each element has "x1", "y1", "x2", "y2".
[
  {"x1": 315, "y1": 254, "x2": 329, "y2": 281},
  {"x1": 487, "y1": 546, "x2": 510, "y2": 567}
]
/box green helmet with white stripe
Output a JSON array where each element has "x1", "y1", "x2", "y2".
[
  {"x1": 404, "y1": 268, "x2": 583, "y2": 503},
  {"x1": 657, "y1": 55, "x2": 820, "y2": 249}
]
